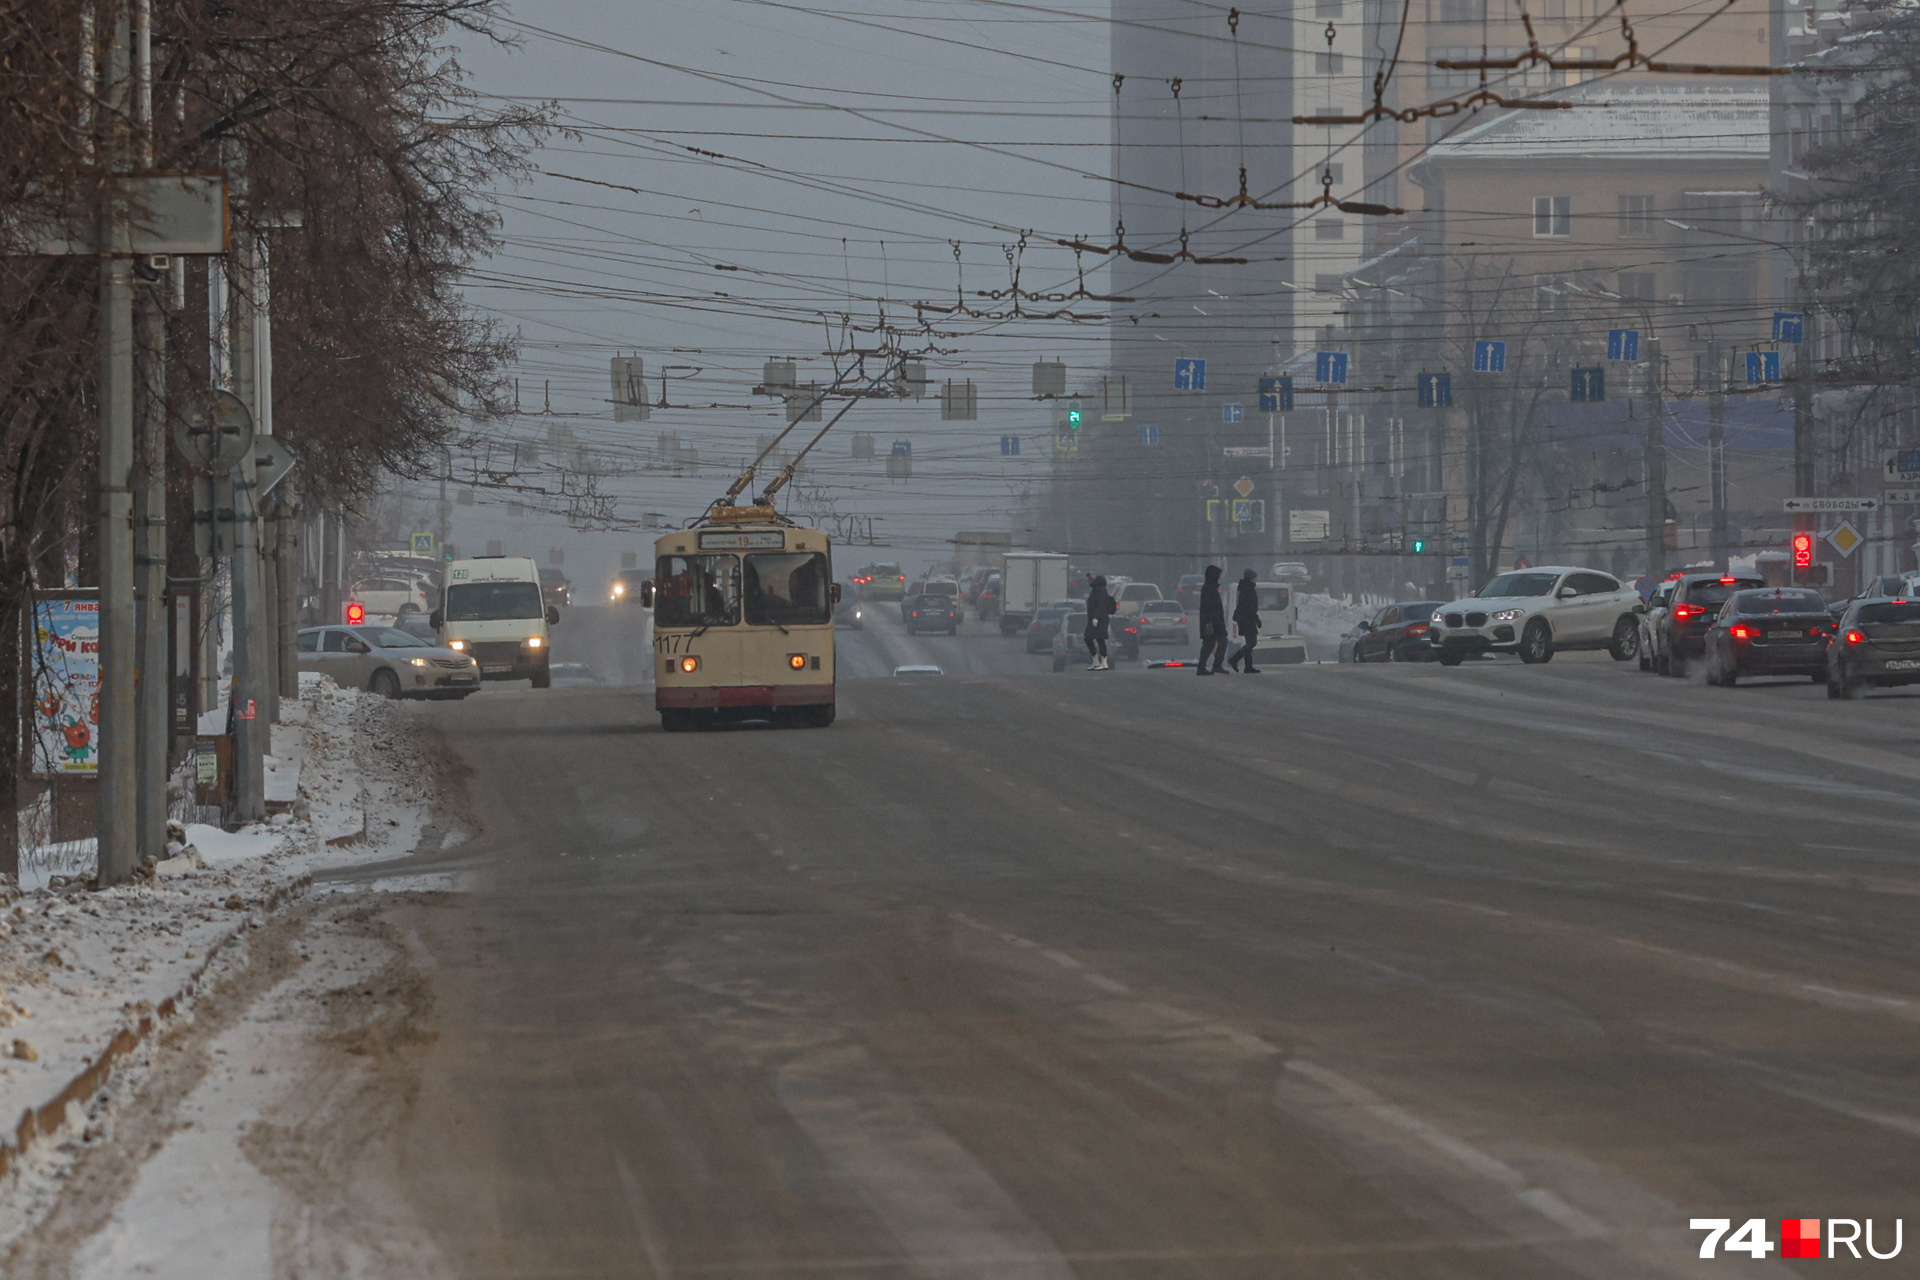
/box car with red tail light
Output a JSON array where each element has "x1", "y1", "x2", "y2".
[
  {"x1": 1702, "y1": 588, "x2": 1834, "y2": 686},
  {"x1": 1827, "y1": 597, "x2": 1920, "y2": 699},
  {"x1": 1655, "y1": 572, "x2": 1765, "y2": 676}
]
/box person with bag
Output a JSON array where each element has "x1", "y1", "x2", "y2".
[
  {"x1": 1196, "y1": 565, "x2": 1228, "y2": 675},
  {"x1": 1084, "y1": 575, "x2": 1117, "y2": 670},
  {"x1": 1228, "y1": 567, "x2": 1261, "y2": 672}
]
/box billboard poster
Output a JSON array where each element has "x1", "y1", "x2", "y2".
[{"x1": 31, "y1": 593, "x2": 100, "y2": 775}]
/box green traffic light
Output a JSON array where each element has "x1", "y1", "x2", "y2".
[
  {"x1": 1067, "y1": 402, "x2": 1082, "y2": 429},
  {"x1": 1412, "y1": 539, "x2": 1426, "y2": 553}
]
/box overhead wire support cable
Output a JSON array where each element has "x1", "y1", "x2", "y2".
[{"x1": 1433, "y1": 3, "x2": 1793, "y2": 77}]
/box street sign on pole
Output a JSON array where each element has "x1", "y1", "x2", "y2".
[
  {"x1": 411, "y1": 532, "x2": 435, "y2": 557},
  {"x1": 1417, "y1": 372, "x2": 1451, "y2": 407},
  {"x1": 1570, "y1": 367, "x2": 1605, "y2": 402},
  {"x1": 1315, "y1": 352, "x2": 1348, "y2": 384},
  {"x1": 1222, "y1": 446, "x2": 1271, "y2": 458},
  {"x1": 1139, "y1": 424, "x2": 1160, "y2": 445},
  {"x1": 1882, "y1": 488, "x2": 1920, "y2": 504},
  {"x1": 251, "y1": 436, "x2": 297, "y2": 497},
  {"x1": 1233, "y1": 475, "x2": 1255, "y2": 498},
  {"x1": 1773, "y1": 311, "x2": 1805, "y2": 344},
  {"x1": 1884, "y1": 449, "x2": 1920, "y2": 483},
  {"x1": 1747, "y1": 351, "x2": 1781, "y2": 383},
  {"x1": 999, "y1": 435, "x2": 1020, "y2": 456},
  {"x1": 175, "y1": 389, "x2": 254, "y2": 473},
  {"x1": 1472, "y1": 340, "x2": 1506, "y2": 373},
  {"x1": 1783, "y1": 496, "x2": 1878, "y2": 513},
  {"x1": 1827, "y1": 521, "x2": 1863, "y2": 557},
  {"x1": 1606, "y1": 329, "x2": 1640, "y2": 362},
  {"x1": 1221, "y1": 403, "x2": 1243, "y2": 423},
  {"x1": 1174, "y1": 358, "x2": 1206, "y2": 390},
  {"x1": 1259, "y1": 376, "x2": 1293, "y2": 412}
]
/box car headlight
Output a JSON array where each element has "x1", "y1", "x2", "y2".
[
  {"x1": 409, "y1": 657, "x2": 428, "y2": 667},
  {"x1": 1491, "y1": 609, "x2": 1523, "y2": 622},
  {"x1": 448, "y1": 639, "x2": 466, "y2": 650},
  {"x1": 526, "y1": 636, "x2": 543, "y2": 648}
]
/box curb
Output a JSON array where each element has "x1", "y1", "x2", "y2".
[{"x1": 0, "y1": 873, "x2": 313, "y2": 1186}]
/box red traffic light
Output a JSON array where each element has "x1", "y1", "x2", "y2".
[
  {"x1": 344, "y1": 601, "x2": 366, "y2": 625},
  {"x1": 1791, "y1": 532, "x2": 1814, "y2": 569}
]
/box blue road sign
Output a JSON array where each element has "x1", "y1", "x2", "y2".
[
  {"x1": 1417, "y1": 372, "x2": 1452, "y2": 407},
  {"x1": 1174, "y1": 358, "x2": 1207, "y2": 390},
  {"x1": 890, "y1": 439, "x2": 911, "y2": 456},
  {"x1": 1571, "y1": 367, "x2": 1605, "y2": 402},
  {"x1": 1773, "y1": 311, "x2": 1805, "y2": 344},
  {"x1": 1258, "y1": 376, "x2": 1293, "y2": 412},
  {"x1": 999, "y1": 435, "x2": 1020, "y2": 456},
  {"x1": 1746, "y1": 351, "x2": 1781, "y2": 384},
  {"x1": 1315, "y1": 351, "x2": 1348, "y2": 384},
  {"x1": 1139, "y1": 424, "x2": 1161, "y2": 445},
  {"x1": 1606, "y1": 329, "x2": 1640, "y2": 362},
  {"x1": 1221, "y1": 403, "x2": 1244, "y2": 424},
  {"x1": 1472, "y1": 340, "x2": 1507, "y2": 373}
]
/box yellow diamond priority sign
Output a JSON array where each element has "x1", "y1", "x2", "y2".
[
  {"x1": 1827, "y1": 520, "x2": 1863, "y2": 557},
  {"x1": 1233, "y1": 475, "x2": 1255, "y2": 499}
]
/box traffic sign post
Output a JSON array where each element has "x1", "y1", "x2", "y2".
[
  {"x1": 1315, "y1": 352, "x2": 1348, "y2": 385},
  {"x1": 1606, "y1": 329, "x2": 1640, "y2": 362},
  {"x1": 1139, "y1": 424, "x2": 1160, "y2": 445},
  {"x1": 1472, "y1": 340, "x2": 1506, "y2": 373},
  {"x1": 1827, "y1": 521, "x2": 1864, "y2": 557},
  {"x1": 1221, "y1": 403, "x2": 1243, "y2": 424},
  {"x1": 1417, "y1": 372, "x2": 1451, "y2": 407},
  {"x1": 411, "y1": 532, "x2": 435, "y2": 558},
  {"x1": 1174, "y1": 358, "x2": 1207, "y2": 390},
  {"x1": 1773, "y1": 312, "x2": 1805, "y2": 344},
  {"x1": 1883, "y1": 449, "x2": 1920, "y2": 484},
  {"x1": 1258, "y1": 376, "x2": 1293, "y2": 412}
]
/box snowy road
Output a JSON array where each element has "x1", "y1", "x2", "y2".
[{"x1": 27, "y1": 608, "x2": 1920, "y2": 1276}]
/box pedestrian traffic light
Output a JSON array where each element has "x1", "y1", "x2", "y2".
[
  {"x1": 1411, "y1": 538, "x2": 1426, "y2": 554},
  {"x1": 1066, "y1": 400, "x2": 1082, "y2": 429},
  {"x1": 1792, "y1": 531, "x2": 1814, "y2": 569},
  {"x1": 345, "y1": 601, "x2": 366, "y2": 624}
]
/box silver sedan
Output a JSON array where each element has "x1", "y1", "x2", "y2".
[{"x1": 296, "y1": 625, "x2": 480, "y2": 700}]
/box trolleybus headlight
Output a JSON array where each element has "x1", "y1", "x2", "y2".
[
  {"x1": 788, "y1": 653, "x2": 806, "y2": 670},
  {"x1": 679, "y1": 656, "x2": 700, "y2": 674}
]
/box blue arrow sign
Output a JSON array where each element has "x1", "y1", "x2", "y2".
[
  {"x1": 1417, "y1": 372, "x2": 1452, "y2": 407},
  {"x1": 1746, "y1": 351, "x2": 1781, "y2": 384},
  {"x1": 999, "y1": 435, "x2": 1020, "y2": 456},
  {"x1": 1315, "y1": 351, "x2": 1348, "y2": 384},
  {"x1": 1174, "y1": 358, "x2": 1207, "y2": 390},
  {"x1": 1139, "y1": 424, "x2": 1161, "y2": 445},
  {"x1": 1570, "y1": 367, "x2": 1605, "y2": 402},
  {"x1": 1221, "y1": 403, "x2": 1243, "y2": 424},
  {"x1": 1473, "y1": 340, "x2": 1507, "y2": 373},
  {"x1": 1606, "y1": 329, "x2": 1639, "y2": 362},
  {"x1": 1773, "y1": 311, "x2": 1804, "y2": 344},
  {"x1": 1258, "y1": 376, "x2": 1293, "y2": 412}
]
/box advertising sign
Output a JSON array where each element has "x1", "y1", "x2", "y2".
[{"x1": 30, "y1": 593, "x2": 100, "y2": 775}]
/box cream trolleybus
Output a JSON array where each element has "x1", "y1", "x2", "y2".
[{"x1": 647, "y1": 505, "x2": 837, "y2": 730}]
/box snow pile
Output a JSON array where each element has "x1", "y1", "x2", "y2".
[
  {"x1": 0, "y1": 677, "x2": 440, "y2": 1243},
  {"x1": 1292, "y1": 593, "x2": 1372, "y2": 656}
]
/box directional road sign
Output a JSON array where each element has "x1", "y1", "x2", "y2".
[
  {"x1": 1315, "y1": 352, "x2": 1348, "y2": 384},
  {"x1": 1773, "y1": 311, "x2": 1805, "y2": 344},
  {"x1": 1139, "y1": 424, "x2": 1160, "y2": 445},
  {"x1": 1747, "y1": 351, "x2": 1781, "y2": 383},
  {"x1": 1883, "y1": 488, "x2": 1920, "y2": 505},
  {"x1": 1473, "y1": 340, "x2": 1507, "y2": 373},
  {"x1": 1174, "y1": 358, "x2": 1207, "y2": 390},
  {"x1": 1417, "y1": 372, "x2": 1451, "y2": 407},
  {"x1": 1783, "y1": 496, "x2": 1879, "y2": 513},
  {"x1": 1884, "y1": 449, "x2": 1920, "y2": 483},
  {"x1": 1221, "y1": 403, "x2": 1243, "y2": 424},
  {"x1": 999, "y1": 435, "x2": 1020, "y2": 456},
  {"x1": 1222, "y1": 446, "x2": 1271, "y2": 458},
  {"x1": 1606, "y1": 329, "x2": 1640, "y2": 362},
  {"x1": 1258, "y1": 376, "x2": 1293, "y2": 412}
]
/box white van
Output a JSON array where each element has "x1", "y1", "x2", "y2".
[{"x1": 432, "y1": 556, "x2": 559, "y2": 687}]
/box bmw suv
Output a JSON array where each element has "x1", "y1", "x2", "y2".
[{"x1": 1427, "y1": 568, "x2": 1642, "y2": 666}]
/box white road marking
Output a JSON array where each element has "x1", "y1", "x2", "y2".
[
  {"x1": 1084, "y1": 973, "x2": 1131, "y2": 994},
  {"x1": 776, "y1": 1044, "x2": 1076, "y2": 1279}
]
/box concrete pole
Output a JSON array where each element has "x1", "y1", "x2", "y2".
[
  {"x1": 278, "y1": 511, "x2": 299, "y2": 700},
  {"x1": 1643, "y1": 336, "x2": 1668, "y2": 580},
  {"x1": 96, "y1": 9, "x2": 138, "y2": 886},
  {"x1": 1709, "y1": 345, "x2": 1728, "y2": 574},
  {"x1": 135, "y1": 286, "x2": 169, "y2": 859},
  {"x1": 228, "y1": 233, "x2": 266, "y2": 824}
]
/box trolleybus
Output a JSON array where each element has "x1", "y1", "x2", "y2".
[{"x1": 646, "y1": 504, "x2": 837, "y2": 730}]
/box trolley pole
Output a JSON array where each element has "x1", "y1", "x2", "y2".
[
  {"x1": 97, "y1": 6, "x2": 138, "y2": 885},
  {"x1": 133, "y1": 0, "x2": 170, "y2": 863},
  {"x1": 1643, "y1": 335, "x2": 1668, "y2": 580},
  {"x1": 1709, "y1": 344, "x2": 1728, "y2": 574},
  {"x1": 228, "y1": 226, "x2": 267, "y2": 824}
]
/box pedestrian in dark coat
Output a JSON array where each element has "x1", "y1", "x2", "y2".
[
  {"x1": 1229, "y1": 568, "x2": 1261, "y2": 672},
  {"x1": 1083, "y1": 576, "x2": 1117, "y2": 670},
  {"x1": 1196, "y1": 565, "x2": 1228, "y2": 674}
]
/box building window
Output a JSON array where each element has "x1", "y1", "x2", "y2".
[
  {"x1": 1313, "y1": 274, "x2": 1344, "y2": 293},
  {"x1": 1316, "y1": 0, "x2": 1344, "y2": 13},
  {"x1": 1438, "y1": 0, "x2": 1486, "y2": 21},
  {"x1": 1618, "y1": 194, "x2": 1655, "y2": 237},
  {"x1": 1315, "y1": 218, "x2": 1346, "y2": 240},
  {"x1": 1533, "y1": 195, "x2": 1571, "y2": 237},
  {"x1": 1315, "y1": 51, "x2": 1344, "y2": 74},
  {"x1": 1619, "y1": 272, "x2": 1656, "y2": 301}
]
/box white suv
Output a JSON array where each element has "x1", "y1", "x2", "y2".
[{"x1": 1428, "y1": 567, "x2": 1642, "y2": 666}]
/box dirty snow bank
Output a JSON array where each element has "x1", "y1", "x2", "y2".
[
  {"x1": 1292, "y1": 593, "x2": 1372, "y2": 657},
  {"x1": 0, "y1": 677, "x2": 442, "y2": 1248}
]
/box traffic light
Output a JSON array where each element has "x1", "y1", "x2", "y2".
[
  {"x1": 1066, "y1": 400, "x2": 1082, "y2": 430},
  {"x1": 1411, "y1": 538, "x2": 1426, "y2": 554},
  {"x1": 345, "y1": 601, "x2": 366, "y2": 625},
  {"x1": 1792, "y1": 531, "x2": 1814, "y2": 569}
]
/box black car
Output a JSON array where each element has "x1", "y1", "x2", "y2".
[
  {"x1": 904, "y1": 594, "x2": 961, "y2": 635},
  {"x1": 608, "y1": 568, "x2": 651, "y2": 605},
  {"x1": 1656, "y1": 572, "x2": 1765, "y2": 676},
  {"x1": 1175, "y1": 573, "x2": 1205, "y2": 611},
  {"x1": 539, "y1": 565, "x2": 571, "y2": 608},
  {"x1": 1347, "y1": 601, "x2": 1445, "y2": 662},
  {"x1": 1703, "y1": 588, "x2": 1834, "y2": 686},
  {"x1": 1828, "y1": 597, "x2": 1920, "y2": 699}
]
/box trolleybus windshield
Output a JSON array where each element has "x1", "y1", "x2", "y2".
[
  {"x1": 744, "y1": 552, "x2": 831, "y2": 626},
  {"x1": 445, "y1": 581, "x2": 545, "y2": 621},
  {"x1": 656, "y1": 554, "x2": 741, "y2": 627}
]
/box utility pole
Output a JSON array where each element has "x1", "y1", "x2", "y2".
[
  {"x1": 133, "y1": 0, "x2": 170, "y2": 864},
  {"x1": 1709, "y1": 343, "x2": 1728, "y2": 573},
  {"x1": 1643, "y1": 335, "x2": 1668, "y2": 580},
  {"x1": 228, "y1": 224, "x2": 267, "y2": 824},
  {"x1": 97, "y1": 5, "x2": 138, "y2": 885}
]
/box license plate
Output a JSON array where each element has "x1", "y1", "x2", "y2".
[
  {"x1": 482, "y1": 664, "x2": 512, "y2": 674},
  {"x1": 1887, "y1": 659, "x2": 1920, "y2": 671}
]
